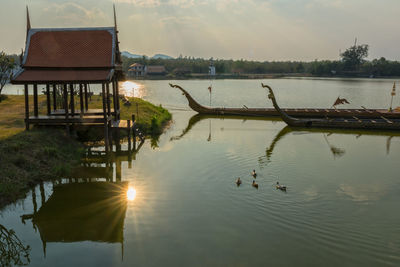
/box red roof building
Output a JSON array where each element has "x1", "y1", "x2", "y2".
[
  {"x1": 11, "y1": 6, "x2": 124, "y2": 151},
  {"x1": 13, "y1": 25, "x2": 122, "y2": 83}
]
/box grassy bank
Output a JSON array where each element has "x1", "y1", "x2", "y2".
[
  {"x1": 87, "y1": 95, "x2": 172, "y2": 136},
  {"x1": 0, "y1": 95, "x2": 47, "y2": 139},
  {"x1": 0, "y1": 95, "x2": 171, "y2": 139},
  {"x1": 0, "y1": 129, "x2": 84, "y2": 207},
  {"x1": 0, "y1": 94, "x2": 171, "y2": 208}
]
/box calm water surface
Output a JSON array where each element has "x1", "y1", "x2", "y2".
[{"x1": 1, "y1": 78, "x2": 400, "y2": 266}]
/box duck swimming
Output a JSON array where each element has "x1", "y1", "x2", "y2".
[
  {"x1": 251, "y1": 169, "x2": 257, "y2": 178},
  {"x1": 252, "y1": 180, "x2": 259, "y2": 189},
  {"x1": 276, "y1": 182, "x2": 287, "y2": 191},
  {"x1": 236, "y1": 178, "x2": 242, "y2": 186}
]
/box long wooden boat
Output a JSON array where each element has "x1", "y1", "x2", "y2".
[
  {"x1": 169, "y1": 83, "x2": 400, "y2": 119},
  {"x1": 264, "y1": 84, "x2": 400, "y2": 131}
]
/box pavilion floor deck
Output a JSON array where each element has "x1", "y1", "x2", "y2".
[
  {"x1": 27, "y1": 116, "x2": 144, "y2": 138},
  {"x1": 28, "y1": 115, "x2": 110, "y2": 125},
  {"x1": 50, "y1": 109, "x2": 117, "y2": 116}
]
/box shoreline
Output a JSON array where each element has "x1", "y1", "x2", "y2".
[
  {"x1": 125, "y1": 74, "x2": 400, "y2": 80},
  {"x1": 0, "y1": 95, "x2": 172, "y2": 209}
]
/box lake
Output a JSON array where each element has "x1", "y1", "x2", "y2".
[{"x1": 1, "y1": 78, "x2": 400, "y2": 266}]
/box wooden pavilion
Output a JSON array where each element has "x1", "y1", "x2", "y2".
[{"x1": 11, "y1": 7, "x2": 128, "y2": 149}]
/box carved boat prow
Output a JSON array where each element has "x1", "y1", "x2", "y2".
[
  {"x1": 263, "y1": 83, "x2": 400, "y2": 131},
  {"x1": 262, "y1": 83, "x2": 306, "y2": 127},
  {"x1": 169, "y1": 83, "x2": 210, "y2": 113}
]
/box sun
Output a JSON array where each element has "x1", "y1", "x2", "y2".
[
  {"x1": 121, "y1": 81, "x2": 143, "y2": 98},
  {"x1": 127, "y1": 187, "x2": 137, "y2": 201}
]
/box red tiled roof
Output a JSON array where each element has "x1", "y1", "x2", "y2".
[
  {"x1": 129, "y1": 63, "x2": 143, "y2": 67},
  {"x1": 146, "y1": 66, "x2": 166, "y2": 73},
  {"x1": 12, "y1": 69, "x2": 112, "y2": 83},
  {"x1": 24, "y1": 28, "x2": 115, "y2": 68}
]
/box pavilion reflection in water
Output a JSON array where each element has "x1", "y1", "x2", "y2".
[
  {"x1": 33, "y1": 182, "x2": 128, "y2": 256},
  {"x1": 20, "y1": 139, "x2": 144, "y2": 258}
]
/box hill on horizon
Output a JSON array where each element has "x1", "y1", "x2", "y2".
[{"x1": 121, "y1": 51, "x2": 174, "y2": 60}]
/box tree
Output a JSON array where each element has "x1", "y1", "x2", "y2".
[
  {"x1": 0, "y1": 224, "x2": 31, "y2": 266},
  {"x1": 0, "y1": 51, "x2": 15, "y2": 101},
  {"x1": 340, "y1": 43, "x2": 369, "y2": 71}
]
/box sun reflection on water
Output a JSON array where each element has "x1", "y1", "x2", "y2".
[
  {"x1": 120, "y1": 81, "x2": 144, "y2": 98},
  {"x1": 127, "y1": 187, "x2": 137, "y2": 201}
]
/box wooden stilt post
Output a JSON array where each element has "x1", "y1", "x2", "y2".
[
  {"x1": 127, "y1": 119, "x2": 131, "y2": 144},
  {"x1": 53, "y1": 84, "x2": 57, "y2": 111},
  {"x1": 32, "y1": 188, "x2": 37, "y2": 214},
  {"x1": 132, "y1": 114, "x2": 136, "y2": 149},
  {"x1": 63, "y1": 84, "x2": 69, "y2": 133},
  {"x1": 84, "y1": 84, "x2": 89, "y2": 111},
  {"x1": 116, "y1": 158, "x2": 121, "y2": 182},
  {"x1": 116, "y1": 128, "x2": 121, "y2": 152},
  {"x1": 105, "y1": 160, "x2": 111, "y2": 182},
  {"x1": 24, "y1": 84, "x2": 29, "y2": 130},
  {"x1": 107, "y1": 82, "x2": 113, "y2": 151},
  {"x1": 109, "y1": 120, "x2": 113, "y2": 151},
  {"x1": 70, "y1": 84, "x2": 75, "y2": 116},
  {"x1": 39, "y1": 182, "x2": 46, "y2": 205},
  {"x1": 112, "y1": 79, "x2": 117, "y2": 120},
  {"x1": 106, "y1": 82, "x2": 111, "y2": 118},
  {"x1": 79, "y1": 84, "x2": 84, "y2": 117},
  {"x1": 46, "y1": 84, "x2": 51, "y2": 115},
  {"x1": 33, "y1": 84, "x2": 38, "y2": 117},
  {"x1": 115, "y1": 80, "x2": 120, "y2": 120},
  {"x1": 102, "y1": 83, "x2": 109, "y2": 152}
]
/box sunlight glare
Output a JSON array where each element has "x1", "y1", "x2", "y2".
[
  {"x1": 127, "y1": 187, "x2": 137, "y2": 201},
  {"x1": 121, "y1": 81, "x2": 143, "y2": 98}
]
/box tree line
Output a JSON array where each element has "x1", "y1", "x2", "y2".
[{"x1": 122, "y1": 44, "x2": 400, "y2": 77}]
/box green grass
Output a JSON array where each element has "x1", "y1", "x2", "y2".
[
  {"x1": 0, "y1": 94, "x2": 171, "y2": 208},
  {"x1": 87, "y1": 96, "x2": 172, "y2": 136},
  {"x1": 0, "y1": 129, "x2": 84, "y2": 208},
  {"x1": 0, "y1": 95, "x2": 47, "y2": 139}
]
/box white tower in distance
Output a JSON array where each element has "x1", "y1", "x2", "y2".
[{"x1": 209, "y1": 58, "x2": 216, "y2": 76}]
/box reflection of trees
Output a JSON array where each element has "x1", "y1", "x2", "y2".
[
  {"x1": 151, "y1": 135, "x2": 160, "y2": 149},
  {"x1": 0, "y1": 224, "x2": 30, "y2": 267}
]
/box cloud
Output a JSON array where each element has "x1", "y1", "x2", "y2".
[
  {"x1": 115, "y1": 0, "x2": 207, "y2": 8},
  {"x1": 115, "y1": 0, "x2": 161, "y2": 7},
  {"x1": 42, "y1": 2, "x2": 108, "y2": 26},
  {"x1": 336, "y1": 183, "x2": 386, "y2": 202},
  {"x1": 159, "y1": 16, "x2": 202, "y2": 28}
]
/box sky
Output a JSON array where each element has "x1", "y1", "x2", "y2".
[{"x1": 0, "y1": 0, "x2": 399, "y2": 61}]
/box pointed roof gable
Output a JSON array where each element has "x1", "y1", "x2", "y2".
[
  {"x1": 23, "y1": 27, "x2": 116, "y2": 68},
  {"x1": 12, "y1": 7, "x2": 122, "y2": 84}
]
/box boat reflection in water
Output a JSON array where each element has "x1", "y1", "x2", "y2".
[
  {"x1": 171, "y1": 113, "x2": 400, "y2": 163},
  {"x1": 263, "y1": 125, "x2": 400, "y2": 161}
]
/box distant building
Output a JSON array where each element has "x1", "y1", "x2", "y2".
[
  {"x1": 232, "y1": 68, "x2": 244, "y2": 75},
  {"x1": 209, "y1": 59, "x2": 216, "y2": 76},
  {"x1": 146, "y1": 65, "x2": 166, "y2": 76},
  {"x1": 128, "y1": 63, "x2": 145, "y2": 77},
  {"x1": 173, "y1": 67, "x2": 191, "y2": 76}
]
